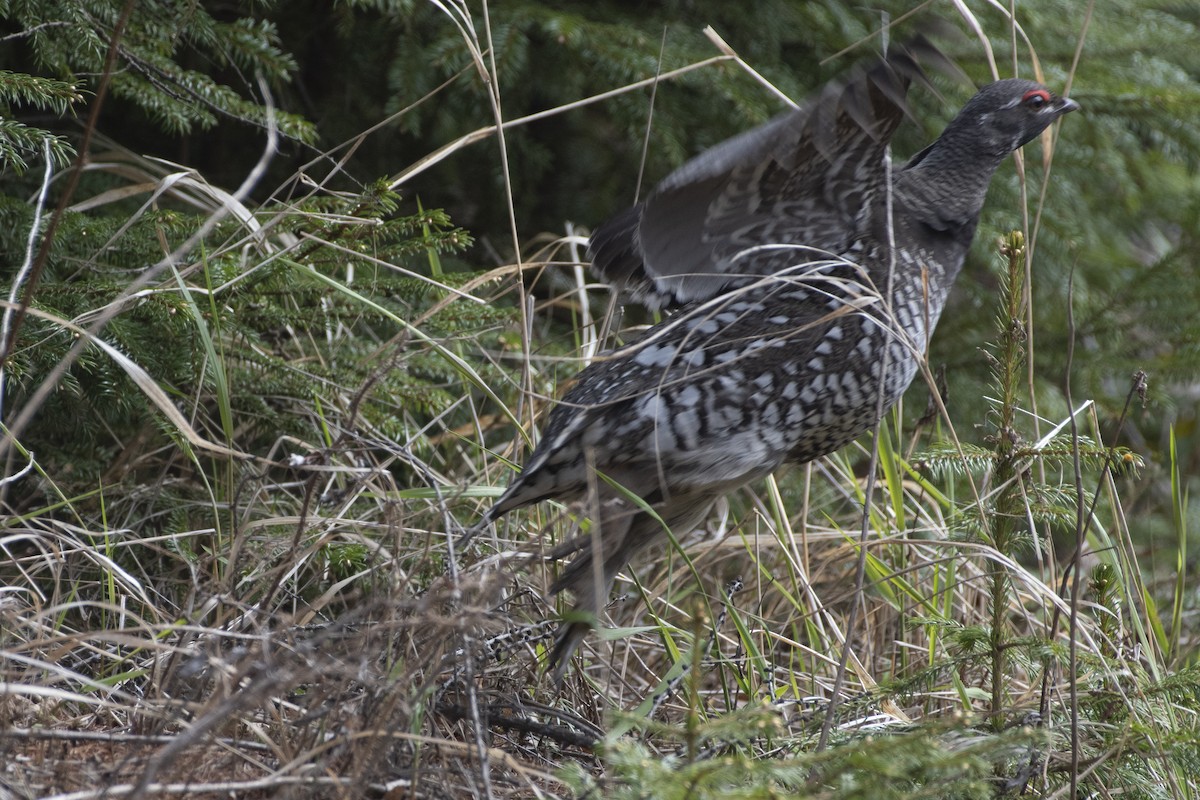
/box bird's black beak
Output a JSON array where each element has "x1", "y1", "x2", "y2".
[{"x1": 1058, "y1": 97, "x2": 1081, "y2": 114}]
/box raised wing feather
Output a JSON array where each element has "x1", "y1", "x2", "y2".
[{"x1": 588, "y1": 41, "x2": 939, "y2": 310}]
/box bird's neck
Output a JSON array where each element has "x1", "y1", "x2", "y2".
[{"x1": 897, "y1": 134, "x2": 1010, "y2": 233}]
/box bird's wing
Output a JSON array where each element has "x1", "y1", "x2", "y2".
[
  {"x1": 588, "y1": 40, "x2": 940, "y2": 310},
  {"x1": 481, "y1": 258, "x2": 879, "y2": 520}
]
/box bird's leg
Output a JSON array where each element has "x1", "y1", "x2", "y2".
[
  {"x1": 546, "y1": 500, "x2": 641, "y2": 682},
  {"x1": 547, "y1": 496, "x2": 716, "y2": 683}
]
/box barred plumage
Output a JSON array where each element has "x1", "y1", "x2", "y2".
[{"x1": 478, "y1": 44, "x2": 1078, "y2": 681}]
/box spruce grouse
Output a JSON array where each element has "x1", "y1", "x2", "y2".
[{"x1": 478, "y1": 46, "x2": 1078, "y2": 680}]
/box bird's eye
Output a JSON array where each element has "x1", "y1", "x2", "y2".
[{"x1": 1022, "y1": 89, "x2": 1052, "y2": 108}]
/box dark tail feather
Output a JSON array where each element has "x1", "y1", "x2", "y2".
[
  {"x1": 459, "y1": 512, "x2": 491, "y2": 549},
  {"x1": 548, "y1": 619, "x2": 592, "y2": 685},
  {"x1": 462, "y1": 490, "x2": 519, "y2": 549}
]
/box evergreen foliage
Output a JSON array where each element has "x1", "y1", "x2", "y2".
[
  {"x1": 0, "y1": 184, "x2": 499, "y2": 518},
  {"x1": 0, "y1": 0, "x2": 314, "y2": 147},
  {"x1": 563, "y1": 710, "x2": 1044, "y2": 800},
  {"x1": 0, "y1": 69, "x2": 78, "y2": 171}
]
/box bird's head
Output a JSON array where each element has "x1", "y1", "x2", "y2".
[{"x1": 955, "y1": 78, "x2": 1079, "y2": 158}]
